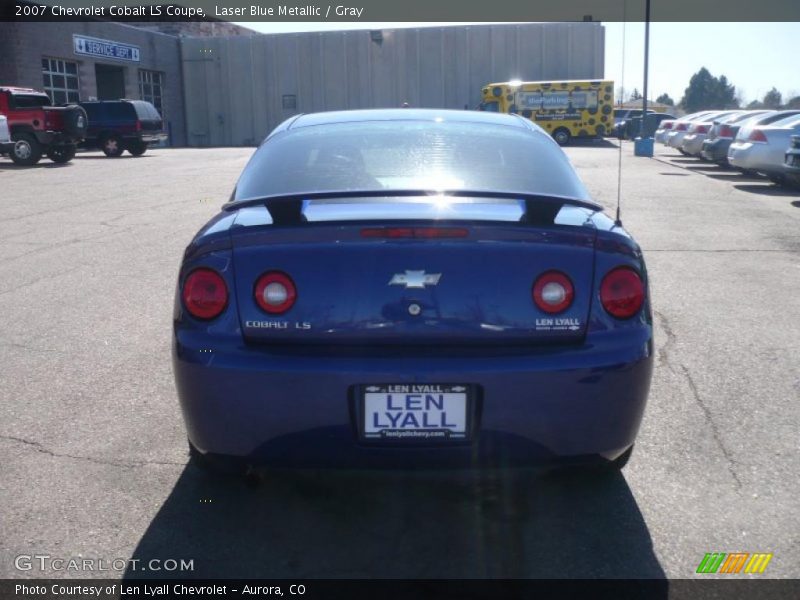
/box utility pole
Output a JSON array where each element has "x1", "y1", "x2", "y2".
[{"x1": 634, "y1": 0, "x2": 654, "y2": 156}]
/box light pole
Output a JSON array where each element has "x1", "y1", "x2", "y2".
[{"x1": 634, "y1": 0, "x2": 654, "y2": 156}]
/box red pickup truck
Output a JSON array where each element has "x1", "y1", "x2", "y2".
[{"x1": 0, "y1": 86, "x2": 88, "y2": 165}]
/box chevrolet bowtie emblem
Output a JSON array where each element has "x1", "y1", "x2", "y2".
[{"x1": 388, "y1": 270, "x2": 442, "y2": 289}]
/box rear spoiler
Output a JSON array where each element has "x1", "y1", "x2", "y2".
[{"x1": 224, "y1": 190, "x2": 602, "y2": 226}]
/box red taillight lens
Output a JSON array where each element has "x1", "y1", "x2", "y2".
[
  {"x1": 695, "y1": 125, "x2": 709, "y2": 134},
  {"x1": 255, "y1": 271, "x2": 296, "y2": 314},
  {"x1": 718, "y1": 124, "x2": 735, "y2": 139},
  {"x1": 663, "y1": 122, "x2": 674, "y2": 130},
  {"x1": 361, "y1": 227, "x2": 468, "y2": 239},
  {"x1": 182, "y1": 268, "x2": 228, "y2": 320},
  {"x1": 748, "y1": 129, "x2": 768, "y2": 143},
  {"x1": 136, "y1": 120, "x2": 142, "y2": 132},
  {"x1": 676, "y1": 123, "x2": 688, "y2": 131},
  {"x1": 532, "y1": 271, "x2": 574, "y2": 314},
  {"x1": 600, "y1": 267, "x2": 645, "y2": 319}
]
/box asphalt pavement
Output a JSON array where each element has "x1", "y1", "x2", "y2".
[{"x1": 0, "y1": 141, "x2": 798, "y2": 580}]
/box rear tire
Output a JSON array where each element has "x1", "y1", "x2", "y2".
[
  {"x1": 10, "y1": 133, "x2": 42, "y2": 166},
  {"x1": 127, "y1": 141, "x2": 147, "y2": 156},
  {"x1": 188, "y1": 441, "x2": 248, "y2": 477},
  {"x1": 101, "y1": 135, "x2": 124, "y2": 157},
  {"x1": 552, "y1": 128, "x2": 571, "y2": 146},
  {"x1": 47, "y1": 144, "x2": 77, "y2": 164}
]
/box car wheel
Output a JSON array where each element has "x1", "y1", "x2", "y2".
[
  {"x1": 767, "y1": 174, "x2": 786, "y2": 186},
  {"x1": 47, "y1": 144, "x2": 77, "y2": 164},
  {"x1": 127, "y1": 141, "x2": 148, "y2": 156},
  {"x1": 188, "y1": 441, "x2": 249, "y2": 477},
  {"x1": 552, "y1": 128, "x2": 571, "y2": 146},
  {"x1": 101, "y1": 135, "x2": 124, "y2": 157},
  {"x1": 677, "y1": 148, "x2": 688, "y2": 156},
  {"x1": 10, "y1": 133, "x2": 43, "y2": 166}
]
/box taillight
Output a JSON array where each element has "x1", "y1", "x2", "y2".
[
  {"x1": 255, "y1": 271, "x2": 296, "y2": 314},
  {"x1": 676, "y1": 123, "x2": 688, "y2": 131},
  {"x1": 748, "y1": 129, "x2": 768, "y2": 143},
  {"x1": 182, "y1": 268, "x2": 228, "y2": 320},
  {"x1": 695, "y1": 125, "x2": 708, "y2": 134},
  {"x1": 136, "y1": 120, "x2": 142, "y2": 132},
  {"x1": 361, "y1": 227, "x2": 468, "y2": 239},
  {"x1": 663, "y1": 122, "x2": 674, "y2": 130},
  {"x1": 718, "y1": 124, "x2": 735, "y2": 139},
  {"x1": 532, "y1": 271, "x2": 574, "y2": 314},
  {"x1": 600, "y1": 267, "x2": 645, "y2": 319}
]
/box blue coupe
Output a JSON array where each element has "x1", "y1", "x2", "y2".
[{"x1": 173, "y1": 109, "x2": 653, "y2": 473}]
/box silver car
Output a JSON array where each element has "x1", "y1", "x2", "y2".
[
  {"x1": 784, "y1": 135, "x2": 800, "y2": 188},
  {"x1": 666, "y1": 111, "x2": 719, "y2": 150},
  {"x1": 680, "y1": 111, "x2": 742, "y2": 156},
  {"x1": 655, "y1": 119, "x2": 676, "y2": 144},
  {"x1": 728, "y1": 113, "x2": 800, "y2": 182}
]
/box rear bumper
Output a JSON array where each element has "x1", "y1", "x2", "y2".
[
  {"x1": 681, "y1": 134, "x2": 706, "y2": 155},
  {"x1": 140, "y1": 132, "x2": 167, "y2": 144},
  {"x1": 0, "y1": 141, "x2": 14, "y2": 154},
  {"x1": 174, "y1": 329, "x2": 654, "y2": 468},
  {"x1": 700, "y1": 138, "x2": 732, "y2": 162}
]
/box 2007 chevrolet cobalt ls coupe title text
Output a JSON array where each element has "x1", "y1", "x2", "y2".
[{"x1": 173, "y1": 109, "x2": 653, "y2": 474}]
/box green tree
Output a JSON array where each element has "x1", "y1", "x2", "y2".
[
  {"x1": 784, "y1": 96, "x2": 800, "y2": 109},
  {"x1": 746, "y1": 99, "x2": 763, "y2": 109},
  {"x1": 679, "y1": 67, "x2": 739, "y2": 112},
  {"x1": 762, "y1": 87, "x2": 782, "y2": 109},
  {"x1": 630, "y1": 88, "x2": 642, "y2": 100},
  {"x1": 656, "y1": 93, "x2": 674, "y2": 106}
]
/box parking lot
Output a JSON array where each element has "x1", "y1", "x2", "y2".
[{"x1": 1, "y1": 142, "x2": 799, "y2": 580}]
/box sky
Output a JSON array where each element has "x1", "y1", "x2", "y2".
[{"x1": 234, "y1": 21, "x2": 800, "y2": 106}]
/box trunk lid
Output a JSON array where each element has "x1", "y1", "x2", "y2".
[{"x1": 230, "y1": 215, "x2": 597, "y2": 346}]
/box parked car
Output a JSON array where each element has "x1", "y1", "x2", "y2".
[
  {"x1": 0, "y1": 86, "x2": 87, "y2": 165},
  {"x1": 728, "y1": 113, "x2": 800, "y2": 182},
  {"x1": 611, "y1": 109, "x2": 656, "y2": 137},
  {"x1": 665, "y1": 111, "x2": 718, "y2": 151},
  {"x1": 174, "y1": 109, "x2": 653, "y2": 475},
  {"x1": 78, "y1": 100, "x2": 166, "y2": 157},
  {"x1": 620, "y1": 113, "x2": 677, "y2": 140},
  {"x1": 700, "y1": 110, "x2": 773, "y2": 165},
  {"x1": 0, "y1": 114, "x2": 14, "y2": 156},
  {"x1": 654, "y1": 119, "x2": 676, "y2": 144},
  {"x1": 680, "y1": 111, "x2": 742, "y2": 156},
  {"x1": 784, "y1": 135, "x2": 800, "y2": 188}
]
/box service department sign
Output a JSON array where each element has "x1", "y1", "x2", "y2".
[{"x1": 73, "y1": 35, "x2": 140, "y2": 62}]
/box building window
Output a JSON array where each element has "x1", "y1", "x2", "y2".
[
  {"x1": 138, "y1": 70, "x2": 164, "y2": 116},
  {"x1": 41, "y1": 58, "x2": 80, "y2": 105}
]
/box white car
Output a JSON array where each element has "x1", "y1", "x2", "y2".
[{"x1": 0, "y1": 115, "x2": 15, "y2": 157}]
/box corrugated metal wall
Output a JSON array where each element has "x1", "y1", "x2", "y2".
[{"x1": 181, "y1": 22, "x2": 605, "y2": 147}]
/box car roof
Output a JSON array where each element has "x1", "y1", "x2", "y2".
[
  {"x1": 0, "y1": 86, "x2": 48, "y2": 95},
  {"x1": 287, "y1": 109, "x2": 533, "y2": 131}
]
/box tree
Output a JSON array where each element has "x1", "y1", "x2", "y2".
[
  {"x1": 679, "y1": 67, "x2": 739, "y2": 112},
  {"x1": 746, "y1": 100, "x2": 763, "y2": 109},
  {"x1": 784, "y1": 96, "x2": 800, "y2": 110},
  {"x1": 656, "y1": 93, "x2": 674, "y2": 106},
  {"x1": 762, "y1": 87, "x2": 782, "y2": 109},
  {"x1": 630, "y1": 88, "x2": 642, "y2": 100}
]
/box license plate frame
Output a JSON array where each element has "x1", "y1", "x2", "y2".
[{"x1": 357, "y1": 384, "x2": 475, "y2": 443}]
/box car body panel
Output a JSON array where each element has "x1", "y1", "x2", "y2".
[{"x1": 729, "y1": 115, "x2": 800, "y2": 175}]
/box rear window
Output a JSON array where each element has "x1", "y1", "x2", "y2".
[
  {"x1": 105, "y1": 102, "x2": 136, "y2": 120},
  {"x1": 131, "y1": 101, "x2": 161, "y2": 120},
  {"x1": 235, "y1": 120, "x2": 589, "y2": 201},
  {"x1": 11, "y1": 94, "x2": 51, "y2": 109}
]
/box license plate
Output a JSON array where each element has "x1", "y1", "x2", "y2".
[{"x1": 360, "y1": 384, "x2": 471, "y2": 441}]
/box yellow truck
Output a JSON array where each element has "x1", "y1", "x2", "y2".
[{"x1": 480, "y1": 80, "x2": 615, "y2": 145}]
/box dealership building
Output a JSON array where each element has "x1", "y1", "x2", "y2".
[{"x1": 0, "y1": 21, "x2": 605, "y2": 147}]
